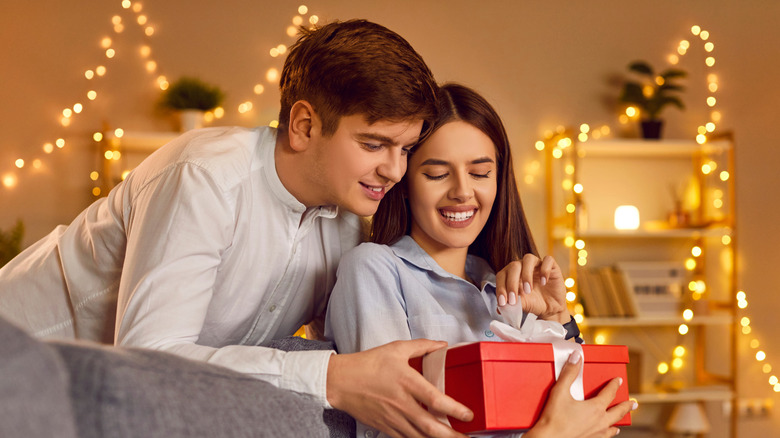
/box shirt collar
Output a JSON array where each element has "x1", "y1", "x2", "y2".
[
  {"x1": 260, "y1": 127, "x2": 339, "y2": 220},
  {"x1": 390, "y1": 235, "x2": 496, "y2": 289}
]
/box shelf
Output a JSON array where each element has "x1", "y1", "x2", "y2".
[
  {"x1": 578, "y1": 138, "x2": 732, "y2": 158},
  {"x1": 581, "y1": 314, "x2": 733, "y2": 327},
  {"x1": 552, "y1": 226, "x2": 732, "y2": 240},
  {"x1": 630, "y1": 387, "x2": 734, "y2": 404}
]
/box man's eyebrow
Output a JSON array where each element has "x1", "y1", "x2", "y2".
[
  {"x1": 420, "y1": 157, "x2": 495, "y2": 166},
  {"x1": 355, "y1": 132, "x2": 419, "y2": 149}
]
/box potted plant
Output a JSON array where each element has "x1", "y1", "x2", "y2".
[
  {"x1": 619, "y1": 61, "x2": 686, "y2": 139},
  {"x1": 160, "y1": 76, "x2": 225, "y2": 131}
]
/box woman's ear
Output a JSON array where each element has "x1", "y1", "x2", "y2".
[{"x1": 287, "y1": 100, "x2": 319, "y2": 152}]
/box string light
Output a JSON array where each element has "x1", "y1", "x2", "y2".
[{"x1": 3, "y1": 3, "x2": 313, "y2": 197}]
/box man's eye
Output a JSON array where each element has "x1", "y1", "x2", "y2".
[
  {"x1": 423, "y1": 173, "x2": 447, "y2": 181},
  {"x1": 361, "y1": 143, "x2": 383, "y2": 152},
  {"x1": 401, "y1": 147, "x2": 414, "y2": 156}
]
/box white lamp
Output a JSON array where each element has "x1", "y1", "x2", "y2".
[
  {"x1": 614, "y1": 205, "x2": 640, "y2": 230},
  {"x1": 666, "y1": 402, "x2": 710, "y2": 437}
]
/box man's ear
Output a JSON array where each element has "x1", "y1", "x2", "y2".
[{"x1": 287, "y1": 100, "x2": 319, "y2": 152}]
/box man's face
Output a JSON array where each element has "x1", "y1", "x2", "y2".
[{"x1": 308, "y1": 115, "x2": 424, "y2": 216}]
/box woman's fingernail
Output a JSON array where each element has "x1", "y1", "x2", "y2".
[
  {"x1": 523, "y1": 282, "x2": 532, "y2": 294},
  {"x1": 568, "y1": 350, "x2": 581, "y2": 364},
  {"x1": 541, "y1": 276, "x2": 547, "y2": 286},
  {"x1": 615, "y1": 428, "x2": 621, "y2": 435},
  {"x1": 461, "y1": 410, "x2": 474, "y2": 422},
  {"x1": 498, "y1": 294, "x2": 507, "y2": 306},
  {"x1": 618, "y1": 377, "x2": 624, "y2": 386},
  {"x1": 509, "y1": 292, "x2": 517, "y2": 305},
  {"x1": 631, "y1": 401, "x2": 639, "y2": 411}
]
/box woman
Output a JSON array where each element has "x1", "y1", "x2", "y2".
[{"x1": 325, "y1": 83, "x2": 634, "y2": 437}]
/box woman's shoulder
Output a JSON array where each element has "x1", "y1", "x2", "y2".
[{"x1": 341, "y1": 241, "x2": 397, "y2": 265}]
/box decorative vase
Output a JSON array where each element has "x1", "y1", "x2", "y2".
[
  {"x1": 178, "y1": 109, "x2": 205, "y2": 132},
  {"x1": 640, "y1": 119, "x2": 663, "y2": 139}
]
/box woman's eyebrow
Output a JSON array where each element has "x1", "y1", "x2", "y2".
[{"x1": 419, "y1": 157, "x2": 495, "y2": 166}]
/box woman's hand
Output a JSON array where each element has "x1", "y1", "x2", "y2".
[
  {"x1": 495, "y1": 254, "x2": 569, "y2": 323},
  {"x1": 524, "y1": 351, "x2": 638, "y2": 438}
]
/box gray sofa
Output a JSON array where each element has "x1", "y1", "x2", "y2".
[{"x1": 0, "y1": 315, "x2": 346, "y2": 438}]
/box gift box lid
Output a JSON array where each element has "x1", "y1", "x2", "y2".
[{"x1": 444, "y1": 342, "x2": 629, "y2": 367}]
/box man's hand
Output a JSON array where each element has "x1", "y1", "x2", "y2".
[
  {"x1": 525, "y1": 352, "x2": 638, "y2": 438},
  {"x1": 495, "y1": 254, "x2": 568, "y2": 323},
  {"x1": 326, "y1": 339, "x2": 473, "y2": 438}
]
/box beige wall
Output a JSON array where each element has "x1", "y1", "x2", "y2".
[{"x1": 1, "y1": 1, "x2": 778, "y2": 435}]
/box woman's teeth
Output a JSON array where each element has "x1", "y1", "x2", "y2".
[{"x1": 441, "y1": 210, "x2": 474, "y2": 221}]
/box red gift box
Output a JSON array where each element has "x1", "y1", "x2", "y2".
[{"x1": 411, "y1": 342, "x2": 631, "y2": 434}]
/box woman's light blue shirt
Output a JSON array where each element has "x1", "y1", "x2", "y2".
[{"x1": 325, "y1": 235, "x2": 501, "y2": 354}]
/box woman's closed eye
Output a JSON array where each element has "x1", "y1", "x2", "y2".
[{"x1": 422, "y1": 171, "x2": 492, "y2": 181}]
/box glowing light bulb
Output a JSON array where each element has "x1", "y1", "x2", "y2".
[
  {"x1": 15, "y1": 159, "x2": 24, "y2": 168},
  {"x1": 683, "y1": 309, "x2": 694, "y2": 321},
  {"x1": 691, "y1": 25, "x2": 701, "y2": 35},
  {"x1": 287, "y1": 26, "x2": 298, "y2": 37},
  {"x1": 43, "y1": 143, "x2": 54, "y2": 153},
  {"x1": 292, "y1": 16, "x2": 303, "y2": 26},
  {"x1": 625, "y1": 106, "x2": 637, "y2": 117},
  {"x1": 674, "y1": 346, "x2": 686, "y2": 357},
  {"x1": 574, "y1": 240, "x2": 585, "y2": 250},
  {"x1": 96, "y1": 66, "x2": 106, "y2": 76},
  {"x1": 565, "y1": 278, "x2": 575, "y2": 288},
  {"x1": 145, "y1": 26, "x2": 154, "y2": 36},
  {"x1": 771, "y1": 376, "x2": 779, "y2": 385},
  {"x1": 114, "y1": 128, "x2": 124, "y2": 138},
  {"x1": 92, "y1": 187, "x2": 101, "y2": 197},
  {"x1": 700, "y1": 30, "x2": 710, "y2": 40},
  {"x1": 594, "y1": 333, "x2": 606, "y2": 345},
  {"x1": 678, "y1": 324, "x2": 689, "y2": 335},
  {"x1": 752, "y1": 339, "x2": 761, "y2": 349},
  {"x1": 309, "y1": 15, "x2": 319, "y2": 24},
  {"x1": 254, "y1": 84, "x2": 265, "y2": 95},
  {"x1": 691, "y1": 246, "x2": 702, "y2": 257},
  {"x1": 90, "y1": 171, "x2": 99, "y2": 181},
  {"x1": 298, "y1": 5, "x2": 308, "y2": 14},
  {"x1": 2, "y1": 173, "x2": 17, "y2": 188},
  {"x1": 85, "y1": 69, "x2": 95, "y2": 79},
  {"x1": 658, "y1": 362, "x2": 670, "y2": 374},
  {"x1": 277, "y1": 44, "x2": 287, "y2": 54},
  {"x1": 101, "y1": 37, "x2": 112, "y2": 48},
  {"x1": 121, "y1": 0, "x2": 131, "y2": 8},
  {"x1": 132, "y1": 2, "x2": 142, "y2": 12},
  {"x1": 137, "y1": 15, "x2": 147, "y2": 25},
  {"x1": 104, "y1": 150, "x2": 114, "y2": 160},
  {"x1": 105, "y1": 48, "x2": 115, "y2": 58},
  {"x1": 705, "y1": 42, "x2": 715, "y2": 52},
  {"x1": 566, "y1": 291, "x2": 576, "y2": 302},
  {"x1": 672, "y1": 358, "x2": 684, "y2": 369},
  {"x1": 56, "y1": 138, "x2": 65, "y2": 148},
  {"x1": 685, "y1": 258, "x2": 696, "y2": 270},
  {"x1": 214, "y1": 107, "x2": 225, "y2": 118},
  {"x1": 146, "y1": 61, "x2": 157, "y2": 72},
  {"x1": 757, "y1": 351, "x2": 767, "y2": 361},
  {"x1": 764, "y1": 364, "x2": 773, "y2": 373},
  {"x1": 736, "y1": 291, "x2": 746, "y2": 301},
  {"x1": 266, "y1": 68, "x2": 280, "y2": 83},
  {"x1": 720, "y1": 171, "x2": 730, "y2": 181},
  {"x1": 73, "y1": 103, "x2": 83, "y2": 113},
  {"x1": 88, "y1": 90, "x2": 97, "y2": 100},
  {"x1": 270, "y1": 48, "x2": 280, "y2": 57}
]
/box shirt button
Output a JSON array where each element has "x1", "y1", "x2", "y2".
[
  {"x1": 364, "y1": 430, "x2": 375, "y2": 438},
  {"x1": 268, "y1": 305, "x2": 277, "y2": 312},
  {"x1": 485, "y1": 329, "x2": 494, "y2": 338}
]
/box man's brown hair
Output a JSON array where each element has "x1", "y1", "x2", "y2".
[{"x1": 278, "y1": 19, "x2": 438, "y2": 136}]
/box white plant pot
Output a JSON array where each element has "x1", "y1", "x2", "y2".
[{"x1": 179, "y1": 109, "x2": 204, "y2": 132}]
